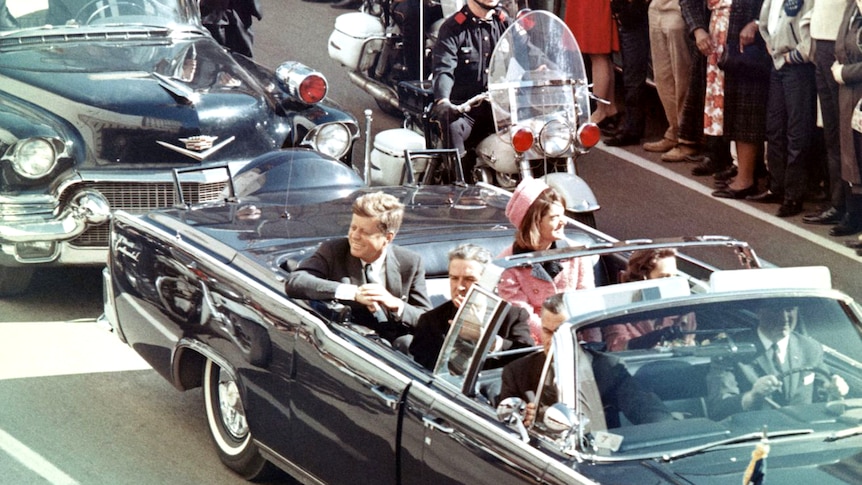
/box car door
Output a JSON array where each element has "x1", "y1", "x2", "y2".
[
  {"x1": 401, "y1": 381, "x2": 552, "y2": 484},
  {"x1": 397, "y1": 286, "x2": 551, "y2": 484},
  {"x1": 285, "y1": 320, "x2": 412, "y2": 484}
]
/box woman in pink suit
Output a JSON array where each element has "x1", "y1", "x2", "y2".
[{"x1": 497, "y1": 179, "x2": 596, "y2": 342}]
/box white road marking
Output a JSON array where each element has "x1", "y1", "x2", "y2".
[
  {"x1": 600, "y1": 144, "x2": 862, "y2": 263},
  {"x1": 0, "y1": 428, "x2": 79, "y2": 485},
  {"x1": 0, "y1": 320, "x2": 149, "y2": 483},
  {"x1": 0, "y1": 319, "x2": 150, "y2": 381}
]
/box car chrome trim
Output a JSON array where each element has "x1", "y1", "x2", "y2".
[
  {"x1": 257, "y1": 442, "x2": 327, "y2": 485},
  {"x1": 491, "y1": 236, "x2": 761, "y2": 271},
  {"x1": 100, "y1": 267, "x2": 125, "y2": 342},
  {"x1": 156, "y1": 136, "x2": 236, "y2": 161},
  {"x1": 0, "y1": 189, "x2": 110, "y2": 244},
  {"x1": 152, "y1": 71, "x2": 200, "y2": 105}
]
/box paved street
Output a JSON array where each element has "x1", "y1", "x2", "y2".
[{"x1": 1, "y1": 0, "x2": 861, "y2": 483}]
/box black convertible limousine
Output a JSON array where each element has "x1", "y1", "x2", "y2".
[{"x1": 103, "y1": 152, "x2": 862, "y2": 484}]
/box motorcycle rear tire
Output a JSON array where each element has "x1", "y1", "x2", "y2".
[
  {"x1": 376, "y1": 98, "x2": 403, "y2": 118},
  {"x1": 565, "y1": 209, "x2": 596, "y2": 229}
]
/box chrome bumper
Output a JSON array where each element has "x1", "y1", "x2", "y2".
[{"x1": 0, "y1": 189, "x2": 110, "y2": 243}]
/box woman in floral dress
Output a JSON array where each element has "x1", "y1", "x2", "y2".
[{"x1": 704, "y1": 0, "x2": 770, "y2": 199}]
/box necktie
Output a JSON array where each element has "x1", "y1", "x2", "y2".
[
  {"x1": 771, "y1": 342, "x2": 784, "y2": 374},
  {"x1": 363, "y1": 264, "x2": 388, "y2": 322},
  {"x1": 364, "y1": 263, "x2": 379, "y2": 285}
]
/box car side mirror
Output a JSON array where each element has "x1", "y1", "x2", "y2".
[
  {"x1": 496, "y1": 397, "x2": 525, "y2": 422},
  {"x1": 497, "y1": 397, "x2": 529, "y2": 442},
  {"x1": 543, "y1": 403, "x2": 577, "y2": 434}
]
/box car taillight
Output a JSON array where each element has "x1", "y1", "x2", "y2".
[
  {"x1": 511, "y1": 127, "x2": 534, "y2": 153},
  {"x1": 299, "y1": 75, "x2": 327, "y2": 104},
  {"x1": 578, "y1": 123, "x2": 601, "y2": 149}
]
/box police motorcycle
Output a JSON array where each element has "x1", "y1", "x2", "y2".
[
  {"x1": 327, "y1": 0, "x2": 445, "y2": 116},
  {"x1": 361, "y1": 9, "x2": 603, "y2": 227}
]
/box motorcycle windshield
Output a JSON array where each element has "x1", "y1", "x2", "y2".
[{"x1": 487, "y1": 10, "x2": 589, "y2": 136}]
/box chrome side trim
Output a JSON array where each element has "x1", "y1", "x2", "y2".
[{"x1": 257, "y1": 442, "x2": 326, "y2": 485}]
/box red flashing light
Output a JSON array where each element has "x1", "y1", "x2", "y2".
[
  {"x1": 299, "y1": 75, "x2": 327, "y2": 104},
  {"x1": 511, "y1": 127, "x2": 534, "y2": 153},
  {"x1": 579, "y1": 123, "x2": 601, "y2": 149}
]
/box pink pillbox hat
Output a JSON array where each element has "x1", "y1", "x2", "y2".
[{"x1": 505, "y1": 178, "x2": 550, "y2": 228}]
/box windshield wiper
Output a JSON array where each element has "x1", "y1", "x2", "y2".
[
  {"x1": 825, "y1": 425, "x2": 862, "y2": 442},
  {"x1": 661, "y1": 428, "x2": 813, "y2": 461}
]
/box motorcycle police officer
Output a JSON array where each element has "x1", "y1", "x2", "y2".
[{"x1": 431, "y1": 0, "x2": 510, "y2": 182}]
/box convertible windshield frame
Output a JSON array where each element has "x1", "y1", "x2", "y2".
[
  {"x1": 434, "y1": 285, "x2": 509, "y2": 395},
  {"x1": 0, "y1": 0, "x2": 201, "y2": 36}
]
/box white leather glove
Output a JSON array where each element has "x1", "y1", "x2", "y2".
[
  {"x1": 829, "y1": 374, "x2": 850, "y2": 397},
  {"x1": 832, "y1": 61, "x2": 845, "y2": 85}
]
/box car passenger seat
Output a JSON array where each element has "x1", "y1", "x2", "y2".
[{"x1": 632, "y1": 359, "x2": 709, "y2": 420}]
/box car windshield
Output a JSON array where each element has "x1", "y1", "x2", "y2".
[
  {"x1": 540, "y1": 292, "x2": 862, "y2": 460},
  {"x1": 0, "y1": 0, "x2": 196, "y2": 34}
]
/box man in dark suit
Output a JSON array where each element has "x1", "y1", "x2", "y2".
[
  {"x1": 410, "y1": 243, "x2": 534, "y2": 371},
  {"x1": 285, "y1": 191, "x2": 432, "y2": 342},
  {"x1": 707, "y1": 305, "x2": 849, "y2": 421},
  {"x1": 500, "y1": 294, "x2": 672, "y2": 428}
]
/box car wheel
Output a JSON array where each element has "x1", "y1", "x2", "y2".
[
  {"x1": 0, "y1": 266, "x2": 34, "y2": 297},
  {"x1": 203, "y1": 359, "x2": 277, "y2": 481}
]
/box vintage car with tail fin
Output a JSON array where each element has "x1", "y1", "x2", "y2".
[
  {"x1": 104, "y1": 151, "x2": 862, "y2": 483},
  {"x1": 0, "y1": 0, "x2": 358, "y2": 295}
]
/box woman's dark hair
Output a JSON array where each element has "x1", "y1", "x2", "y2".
[
  {"x1": 514, "y1": 187, "x2": 566, "y2": 251},
  {"x1": 620, "y1": 248, "x2": 677, "y2": 283}
]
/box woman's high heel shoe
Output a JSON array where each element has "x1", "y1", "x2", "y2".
[
  {"x1": 596, "y1": 113, "x2": 622, "y2": 135},
  {"x1": 711, "y1": 184, "x2": 757, "y2": 199}
]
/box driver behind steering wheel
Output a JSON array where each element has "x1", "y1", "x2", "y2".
[{"x1": 706, "y1": 305, "x2": 849, "y2": 421}]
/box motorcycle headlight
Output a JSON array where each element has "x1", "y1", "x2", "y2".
[
  {"x1": 539, "y1": 119, "x2": 573, "y2": 157},
  {"x1": 306, "y1": 123, "x2": 352, "y2": 160},
  {"x1": 5, "y1": 137, "x2": 61, "y2": 179}
]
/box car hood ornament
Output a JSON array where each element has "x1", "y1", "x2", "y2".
[{"x1": 157, "y1": 135, "x2": 236, "y2": 161}]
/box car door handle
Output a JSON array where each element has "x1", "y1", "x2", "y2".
[
  {"x1": 422, "y1": 415, "x2": 454, "y2": 434},
  {"x1": 371, "y1": 385, "x2": 399, "y2": 410}
]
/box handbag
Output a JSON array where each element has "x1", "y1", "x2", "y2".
[{"x1": 717, "y1": 40, "x2": 772, "y2": 80}]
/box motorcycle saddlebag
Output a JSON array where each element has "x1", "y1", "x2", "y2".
[
  {"x1": 328, "y1": 12, "x2": 385, "y2": 72},
  {"x1": 371, "y1": 128, "x2": 427, "y2": 186},
  {"x1": 397, "y1": 80, "x2": 434, "y2": 114}
]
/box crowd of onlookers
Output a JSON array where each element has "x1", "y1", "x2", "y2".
[
  {"x1": 237, "y1": 0, "x2": 862, "y2": 238},
  {"x1": 595, "y1": 0, "x2": 862, "y2": 239}
]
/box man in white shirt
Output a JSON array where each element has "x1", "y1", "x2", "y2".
[
  {"x1": 285, "y1": 191, "x2": 432, "y2": 342},
  {"x1": 707, "y1": 305, "x2": 848, "y2": 420}
]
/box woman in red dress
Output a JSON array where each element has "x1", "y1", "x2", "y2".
[{"x1": 564, "y1": 0, "x2": 621, "y2": 127}]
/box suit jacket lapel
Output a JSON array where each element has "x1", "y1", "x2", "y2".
[
  {"x1": 752, "y1": 339, "x2": 776, "y2": 377},
  {"x1": 348, "y1": 255, "x2": 364, "y2": 285},
  {"x1": 383, "y1": 250, "x2": 401, "y2": 296}
]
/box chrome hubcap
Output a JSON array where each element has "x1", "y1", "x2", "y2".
[{"x1": 217, "y1": 370, "x2": 249, "y2": 440}]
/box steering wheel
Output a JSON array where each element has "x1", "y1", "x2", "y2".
[
  {"x1": 74, "y1": 0, "x2": 165, "y2": 25},
  {"x1": 773, "y1": 366, "x2": 845, "y2": 403}
]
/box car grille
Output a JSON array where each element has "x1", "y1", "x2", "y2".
[{"x1": 64, "y1": 181, "x2": 228, "y2": 247}]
